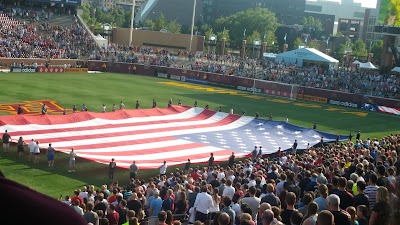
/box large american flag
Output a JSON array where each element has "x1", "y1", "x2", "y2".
[{"x1": 0, "y1": 106, "x2": 346, "y2": 169}]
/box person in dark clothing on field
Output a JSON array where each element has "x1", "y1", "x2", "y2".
[{"x1": 17, "y1": 105, "x2": 23, "y2": 114}]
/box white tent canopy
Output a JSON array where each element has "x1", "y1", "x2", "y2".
[
  {"x1": 391, "y1": 67, "x2": 400, "y2": 73},
  {"x1": 275, "y1": 48, "x2": 339, "y2": 70},
  {"x1": 359, "y1": 62, "x2": 378, "y2": 70},
  {"x1": 95, "y1": 34, "x2": 108, "y2": 49},
  {"x1": 352, "y1": 60, "x2": 361, "y2": 65}
]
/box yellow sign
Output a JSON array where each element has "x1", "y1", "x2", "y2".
[
  {"x1": 65, "y1": 68, "x2": 88, "y2": 73},
  {"x1": 297, "y1": 94, "x2": 328, "y2": 104}
]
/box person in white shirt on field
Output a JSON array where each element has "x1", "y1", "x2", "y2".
[
  {"x1": 28, "y1": 139, "x2": 36, "y2": 162},
  {"x1": 159, "y1": 161, "x2": 167, "y2": 176},
  {"x1": 102, "y1": 104, "x2": 106, "y2": 113},
  {"x1": 33, "y1": 141, "x2": 40, "y2": 163},
  {"x1": 69, "y1": 147, "x2": 77, "y2": 172},
  {"x1": 194, "y1": 185, "x2": 214, "y2": 222}
]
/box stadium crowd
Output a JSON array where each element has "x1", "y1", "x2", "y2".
[
  {"x1": 0, "y1": 6, "x2": 97, "y2": 59},
  {"x1": 52, "y1": 132, "x2": 400, "y2": 225},
  {"x1": 88, "y1": 43, "x2": 399, "y2": 100}
]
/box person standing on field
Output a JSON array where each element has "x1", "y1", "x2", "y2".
[
  {"x1": 47, "y1": 143, "x2": 55, "y2": 168},
  {"x1": 109, "y1": 158, "x2": 116, "y2": 180},
  {"x1": 129, "y1": 161, "x2": 138, "y2": 180},
  {"x1": 69, "y1": 148, "x2": 77, "y2": 172},
  {"x1": 2, "y1": 130, "x2": 11, "y2": 153},
  {"x1": 33, "y1": 141, "x2": 40, "y2": 163},
  {"x1": 28, "y1": 139, "x2": 36, "y2": 161},
  {"x1": 17, "y1": 136, "x2": 25, "y2": 157}
]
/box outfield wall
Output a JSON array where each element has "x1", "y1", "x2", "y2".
[
  {"x1": 0, "y1": 58, "x2": 82, "y2": 67},
  {"x1": 87, "y1": 60, "x2": 400, "y2": 114}
]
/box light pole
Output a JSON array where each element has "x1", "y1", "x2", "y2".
[
  {"x1": 103, "y1": 23, "x2": 111, "y2": 53},
  {"x1": 103, "y1": 23, "x2": 111, "y2": 40},
  {"x1": 209, "y1": 34, "x2": 217, "y2": 54},
  {"x1": 344, "y1": 39, "x2": 352, "y2": 68},
  {"x1": 189, "y1": 0, "x2": 197, "y2": 52},
  {"x1": 252, "y1": 39, "x2": 261, "y2": 94},
  {"x1": 129, "y1": 0, "x2": 136, "y2": 46}
]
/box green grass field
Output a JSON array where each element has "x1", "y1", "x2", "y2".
[{"x1": 0, "y1": 72, "x2": 399, "y2": 198}]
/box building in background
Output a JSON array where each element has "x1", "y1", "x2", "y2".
[
  {"x1": 362, "y1": 0, "x2": 381, "y2": 48},
  {"x1": 305, "y1": 0, "x2": 376, "y2": 35},
  {"x1": 337, "y1": 18, "x2": 362, "y2": 38}
]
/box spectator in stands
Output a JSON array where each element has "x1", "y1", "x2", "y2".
[
  {"x1": 327, "y1": 194, "x2": 351, "y2": 225},
  {"x1": 261, "y1": 183, "x2": 281, "y2": 208},
  {"x1": 117, "y1": 199, "x2": 129, "y2": 225},
  {"x1": 94, "y1": 193, "x2": 108, "y2": 216},
  {"x1": 290, "y1": 211, "x2": 303, "y2": 225},
  {"x1": 280, "y1": 192, "x2": 297, "y2": 225},
  {"x1": 301, "y1": 202, "x2": 318, "y2": 225},
  {"x1": 369, "y1": 187, "x2": 391, "y2": 225},
  {"x1": 314, "y1": 184, "x2": 329, "y2": 212},
  {"x1": 316, "y1": 210, "x2": 334, "y2": 225},
  {"x1": 261, "y1": 209, "x2": 275, "y2": 225},
  {"x1": 354, "y1": 181, "x2": 369, "y2": 208},
  {"x1": 218, "y1": 212, "x2": 231, "y2": 225},
  {"x1": 72, "y1": 199, "x2": 84, "y2": 216},
  {"x1": 193, "y1": 185, "x2": 214, "y2": 222},
  {"x1": 149, "y1": 189, "x2": 163, "y2": 217},
  {"x1": 162, "y1": 189, "x2": 174, "y2": 211},
  {"x1": 220, "y1": 196, "x2": 236, "y2": 225},
  {"x1": 84, "y1": 201, "x2": 100, "y2": 225},
  {"x1": 365, "y1": 172, "x2": 379, "y2": 210},
  {"x1": 106, "y1": 204, "x2": 119, "y2": 225},
  {"x1": 222, "y1": 179, "x2": 235, "y2": 199},
  {"x1": 356, "y1": 205, "x2": 368, "y2": 225},
  {"x1": 333, "y1": 177, "x2": 354, "y2": 210}
]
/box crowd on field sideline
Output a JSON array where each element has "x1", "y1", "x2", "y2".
[{"x1": 27, "y1": 131, "x2": 400, "y2": 225}]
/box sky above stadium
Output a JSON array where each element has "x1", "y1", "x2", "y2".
[{"x1": 307, "y1": 0, "x2": 377, "y2": 8}]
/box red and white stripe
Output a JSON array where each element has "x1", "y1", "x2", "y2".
[
  {"x1": 378, "y1": 106, "x2": 400, "y2": 115},
  {"x1": 0, "y1": 106, "x2": 250, "y2": 169}
]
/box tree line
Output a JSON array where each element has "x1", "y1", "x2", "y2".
[{"x1": 80, "y1": 3, "x2": 383, "y2": 62}]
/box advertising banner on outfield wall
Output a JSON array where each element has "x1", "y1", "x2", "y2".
[
  {"x1": 65, "y1": 68, "x2": 88, "y2": 73},
  {"x1": 11, "y1": 67, "x2": 37, "y2": 73},
  {"x1": 297, "y1": 94, "x2": 328, "y2": 104},
  {"x1": 38, "y1": 67, "x2": 65, "y2": 73},
  {"x1": 328, "y1": 99, "x2": 359, "y2": 108}
]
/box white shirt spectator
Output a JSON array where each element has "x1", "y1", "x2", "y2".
[
  {"x1": 281, "y1": 155, "x2": 288, "y2": 164},
  {"x1": 29, "y1": 140, "x2": 36, "y2": 153},
  {"x1": 248, "y1": 179, "x2": 256, "y2": 187},
  {"x1": 79, "y1": 191, "x2": 88, "y2": 199},
  {"x1": 194, "y1": 191, "x2": 214, "y2": 214},
  {"x1": 276, "y1": 180, "x2": 286, "y2": 196},
  {"x1": 33, "y1": 143, "x2": 40, "y2": 154},
  {"x1": 159, "y1": 162, "x2": 167, "y2": 175},
  {"x1": 222, "y1": 185, "x2": 235, "y2": 199},
  {"x1": 217, "y1": 171, "x2": 225, "y2": 181},
  {"x1": 188, "y1": 207, "x2": 196, "y2": 224}
]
